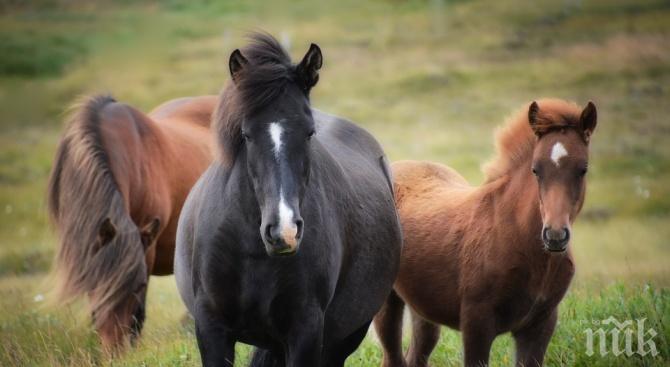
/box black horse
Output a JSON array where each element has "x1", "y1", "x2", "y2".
[{"x1": 174, "y1": 33, "x2": 402, "y2": 366}]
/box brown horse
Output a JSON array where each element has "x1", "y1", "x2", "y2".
[
  {"x1": 374, "y1": 99, "x2": 598, "y2": 366},
  {"x1": 47, "y1": 94, "x2": 217, "y2": 351}
]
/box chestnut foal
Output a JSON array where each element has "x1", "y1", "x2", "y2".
[{"x1": 374, "y1": 99, "x2": 597, "y2": 366}]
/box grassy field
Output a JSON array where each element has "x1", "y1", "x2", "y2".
[{"x1": 0, "y1": 0, "x2": 669, "y2": 365}]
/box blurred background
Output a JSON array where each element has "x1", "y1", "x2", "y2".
[{"x1": 0, "y1": 0, "x2": 668, "y2": 366}]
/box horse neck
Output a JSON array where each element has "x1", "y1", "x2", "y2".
[{"x1": 500, "y1": 163, "x2": 543, "y2": 243}]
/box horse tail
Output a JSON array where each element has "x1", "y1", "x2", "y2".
[
  {"x1": 47, "y1": 94, "x2": 145, "y2": 326},
  {"x1": 249, "y1": 348, "x2": 284, "y2": 367}
]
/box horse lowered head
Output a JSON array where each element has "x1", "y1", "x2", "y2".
[{"x1": 89, "y1": 216, "x2": 160, "y2": 351}]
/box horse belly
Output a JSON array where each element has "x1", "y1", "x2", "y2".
[
  {"x1": 395, "y1": 266, "x2": 461, "y2": 329},
  {"x1": 326, "y1": 251, "x2": 399, "y2": 340},
  {"x1": 321, "y1": 212, "x2": 402, "y2": 343}
]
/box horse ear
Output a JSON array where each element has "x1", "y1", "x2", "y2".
[
  {"x1": 140, "y1": 217, "x2": 161, "y2": 251},
  {"x1": 580, "y1": 101, "x2": 597, "y2": 143},
  {"x1": 528, "y1": 101, "x2": 541, "y2": 136},
  {"x1": 98, "y1": 217, "x2": 116, "y2": 247},
  {"x1": 229, "y1": 49, "x2": 248, "y2": 84},
  {"x1": 296, "y1": 43, "x2": 322, "y2": 92}
]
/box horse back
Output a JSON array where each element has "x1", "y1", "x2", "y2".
[
  {"x1": 393, "y1": 160, "x2": 469, "y2": 196},
  {"x1": 149, "y1": 95, "x2": 218, "y2": 129}
]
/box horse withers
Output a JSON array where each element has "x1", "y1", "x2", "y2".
[
  {"x1": 174, "y1": 33, "x2": 402, "y2": 366},
  {"x1": 47, "y1": 94, "x2": 217, "y2": 351},
  {"x1": 374, "y1": 100, "x2": 597, "y2": 366}
]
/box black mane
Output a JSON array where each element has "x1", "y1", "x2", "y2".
[{"x1": 214, "y1": 32, "x2": 306, "y2": 166}]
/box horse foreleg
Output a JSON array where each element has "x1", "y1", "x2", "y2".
[
  {"x1": 285, "y1": 309, "x2": 324, "y2": 367},
  {"x1": 194, "y1": 307, "x2": 236, "y2": 367},
  {"x1": 512, "y1": 309, "x2": 557, "y2": 367},
  {"x1": 461, "y1": 306, "x2": 496, "y2": 367},
  {"x1": 406, "y1": 311, "x2": 440, "y2": 367},
  {"x1": 323, "y1": 319, "x2": 372, "y2": 367},
  {"x1": 373, "y1": 289, "x2": 407, "y2": 367}
]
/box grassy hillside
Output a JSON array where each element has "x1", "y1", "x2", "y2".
[{"x1": 0, "y1": 0, "x2": 668, "y2": 365}]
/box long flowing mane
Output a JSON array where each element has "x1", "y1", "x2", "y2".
[
  {"x1": 47, "y1": 95, "x2": 144, "y2": 326},
  {"x1": 213, "y1": 32, "x2": 301, "y2": 166},
  {"x1": 482, "y1": 99, "x2": 583, "y2": 182}
]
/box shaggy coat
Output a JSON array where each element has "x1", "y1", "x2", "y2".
[
  {"x1": 47, "y1": 94, "x2": 216, "y2": 349},
  {"x1": 374, "y1": 99, "x2": 597, "y2": 367}
]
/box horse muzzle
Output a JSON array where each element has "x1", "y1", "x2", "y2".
[
  {"x1": 261, "y1": 218, "x2": 304, "y2": 257},
  {"x1": 542, "y1": 226, "x2": 570, "y2": 253}
]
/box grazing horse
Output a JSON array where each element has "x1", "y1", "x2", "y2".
[
  {"x1": 47, "y1": 94, "x2": 217, "y2": 350},
  {"x1": 174, "y1": 33, "x2": 402, "y2": 367},
  {"x1": 374, "y1": 99, "x2": 598, "y2": 367}
]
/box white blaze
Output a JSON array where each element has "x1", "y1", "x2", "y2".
[
  {"x1": 278, "y1": 190, "x2": 297, "y2": 246},
  {"x1": 268, "y1": 122, "x2": 298, "y2": 246},
  {"x1": 269, "y1": 122, "x2": 283, "y2": 159},
  {"x1": 551, "y1": 142, "x2": 568, "y2": 167}
]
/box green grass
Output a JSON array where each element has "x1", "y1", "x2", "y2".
[
  {"x1": 0, "y1": 31, "x2": 88, "y2": 77},
  {"x1": 0, "y1": 0, "x2": 668, "y2": 365},
  {"x1": 2, "y1": 278, "x2": 667, "y2": 366}
]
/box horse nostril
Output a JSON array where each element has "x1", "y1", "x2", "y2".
[
  {"x1": 295, "y1": 219, "x2": 304, "y2": 239},
  {"x1": 561, "y1": 227, "x2": 570, "y2": 242},
  {"x1": 543, "y1": 227, "x2": 569, "y2": 242},
  {"x1": 264, "y1": 224, "x2": 277, "y2": 244}
]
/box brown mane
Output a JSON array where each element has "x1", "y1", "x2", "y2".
[
  {"x1": 482, "y1": 98, "x2": 583, "y2": 182},
  {"x1": 47, "y1": 95, "x2": 144, "y2": 327},
  {"x1": 213, "y1": 32, "x2": 302, "y2": 166}
]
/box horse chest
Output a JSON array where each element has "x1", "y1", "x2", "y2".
[
  {"x1": 201, "y1": 248, "x2": 334, "y2": 337},
  {"x1": 498, "y1": 293, "x2": 555, "y2": 332},
  {"x1": 495, "y1": 260, "x2": 574, "y2": 332}
]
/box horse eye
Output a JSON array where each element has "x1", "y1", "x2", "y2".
[
  {"x1": 579, "y1": 167, "x2": 588, "y2": 177},
  {"x1": 307, "y1": 130, "x2": 316, "y2": 140},
  {"x1": 532, "y1": 167, "x2": 538, "y2": 176},
  {"x1": 241, "y1": 132, "x2": 249, "y2": 141}
]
